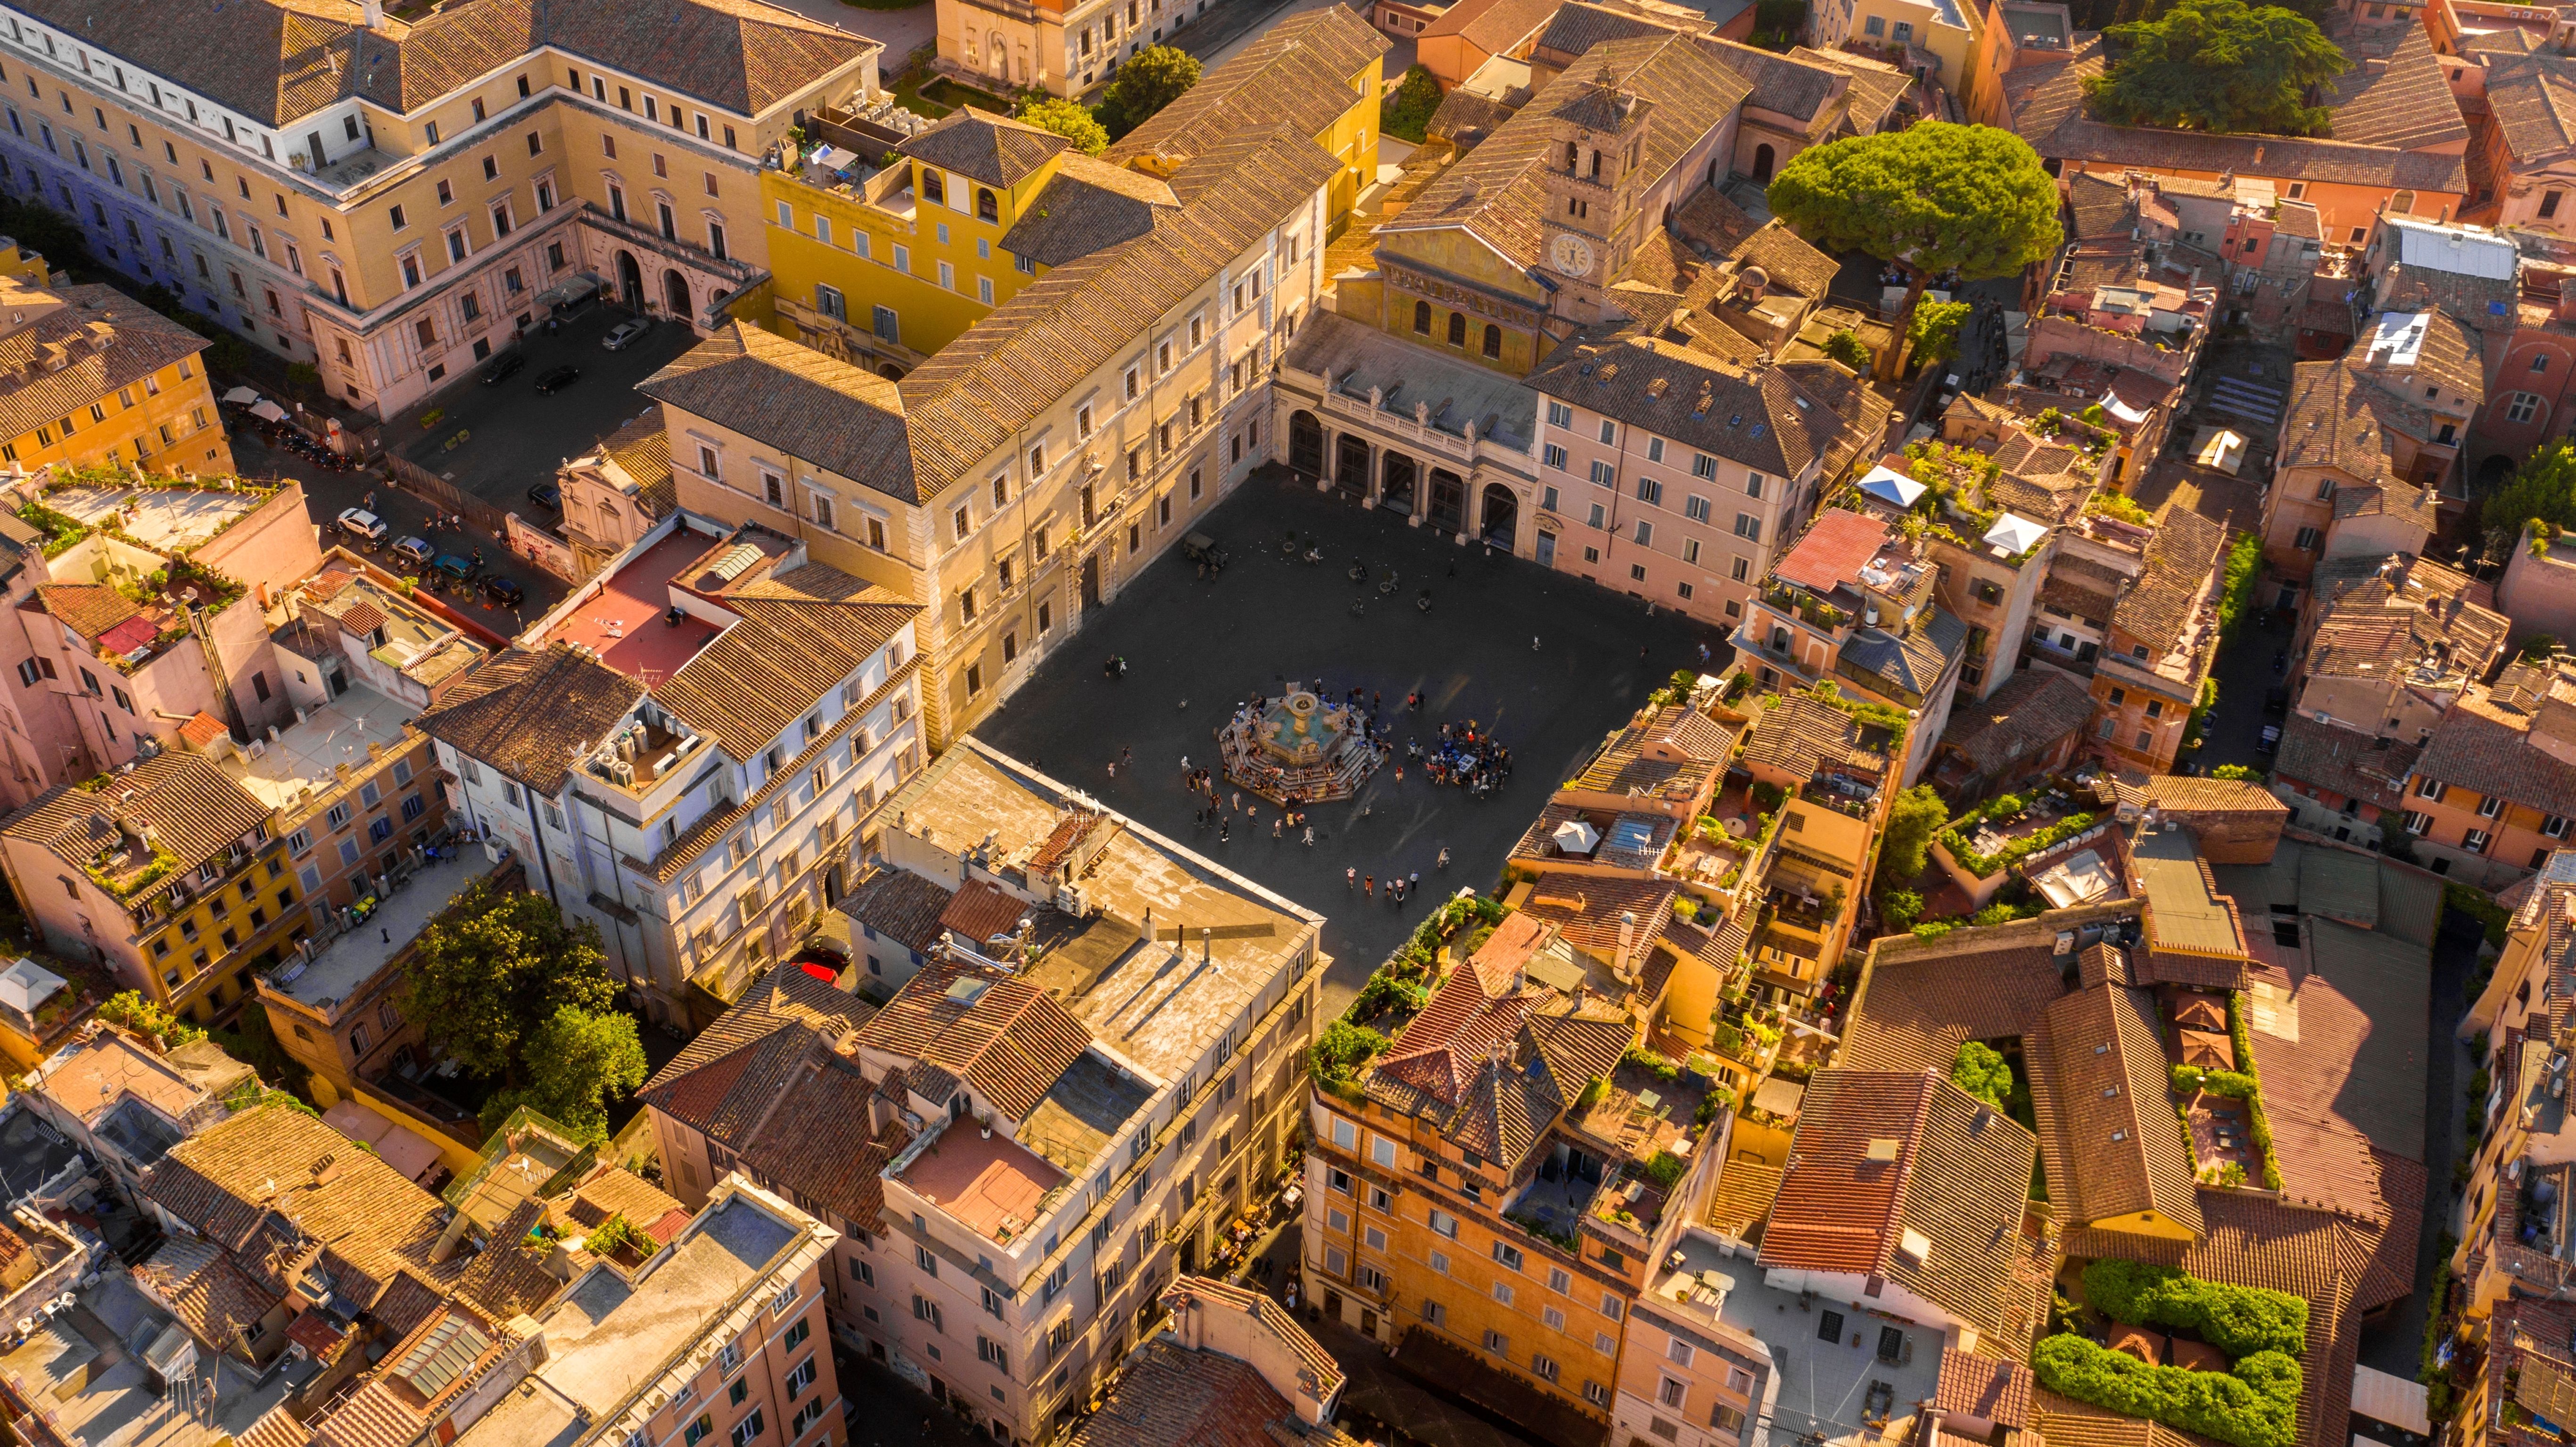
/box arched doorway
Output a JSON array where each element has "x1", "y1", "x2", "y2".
[
  {"x1": 1289, "y1": 410, "x2": 1324, "y2": 479},
  {"x1": 989, "y1": 31, "x2": 1008, "y2": 79},
  {"x1": 662, "y1": 269, "x2": 690, "y2": 318},
  {"x1": 1428, "y1": 469, "x2": 1465, "y2": 534},
  {"x1": 1479, "y1": 483, "x2": 1517, "y2": 550},
  {"x1": 1081, "y1": 553, "x2": 1102, "y2": 610},
  {"x1": 878, "y1": 364, "x2": 904, "y2": 381},
  {"x1": 1334, "y1": 434, "x2": 1371, "y2": 498},
  {"x1": 1381, "y1": 453, "x2": 1418, "y2": 514},
  {"x1": 615, "y1": 250, "x2": 643, "y2": 309},
  {"x1": 1751, "y1": 144, "x2": 1775, "y2": 182}
]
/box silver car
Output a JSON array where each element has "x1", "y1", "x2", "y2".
[{"x1": 602, "y1": 319, "x2": 650, "y2": 351}]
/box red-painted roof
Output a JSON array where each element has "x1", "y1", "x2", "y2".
[
  {"x1": 180, "y1": 712, "x2": 229, "y2": 748},
  {"x1": 99, "y1": 614, "x2": 160, "y2": 656},
  {"x1": 1771, "y1": 509, "x2": 1890, "y2": 596}
]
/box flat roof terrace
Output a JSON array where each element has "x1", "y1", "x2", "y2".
[
  {"x1": 221, "y1": 684, "x2": 413, "y2": 810},
  {"x1": 51, "y1": 484, "x2": 263, "y2": 553},
  {"x1": 898, "y1": 1121, "x2": 1067, "y2": 1246},
  {"x1": 267, "y1": 854, "x2": 490, "y2": 1014},
  {"x1": 537, "y1": 529, "x2": 721, "y2": 683}
]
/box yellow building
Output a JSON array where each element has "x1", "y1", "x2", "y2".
[
  {"x1": 0, "y1": 0, "x2": 883, "y2": 420},
  {"x1": 0, "y1": 278, "x2": 233, "y2": 475},
  {"x1": 768, "y1": 14, "x2": 1386, "y2": 374},
  {"x1": 1809, "y1": 0, "x2": 1982, "y2": 94},
  {"x1": 0, "y1": 752, "x2": 306, "y2": 1026}
]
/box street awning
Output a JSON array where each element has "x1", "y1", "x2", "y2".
[
  {"x1": 248, "y1": 399, "x2": 289, "y2": 422},
  {"x1": 220, "y1": 386, "x2": 260, "y2": 406}
]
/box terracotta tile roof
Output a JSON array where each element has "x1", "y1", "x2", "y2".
[
  {"x1": 35, "y1": 581, "x2": 142, "y2": 642},
  {"x1": 1935, "y1": 1351, "x2": 2034, "y2": 1428},
  {"x1": 1771, "y1": 509, "x2": 1892, "y2": 596},
  {"x1": 1514, "y1": 872, "x2": 1681, "y2": 962},
  {"x1": 651, "y1": 564, "x2": 916, "y2": 760},
  {"x1": 597, "y1": 412, "x2": 678, "y2": 522},
  {"x1": 997, "y1": 153, "x2": 1179, "y2": 267},
  {"x1": 1387, "y1": 34, "x2": 1749, "y2": 280},
  {"x1": 1760, "y1": 1068, "x2": 2041, "y2": 1340},
  {"x1": 1364, "y1": 957, "x2": 1632, "y2": 1168},
  {"x1": 179, "y1": 710, "x2": 230, "y2": 749},
  {"x1": 1067, "y1": 1337, "x2": 1294, "y2": 1447},
  {"x1": 2001, "y1": 33, "x2": 2469, "y2": 195},
  {"x1": 843, "y1": 866, "x2": 957, "y2": 956},
  {"x1": 1528, "y1": 328, "x2": 1869, "y2": 481},
  {"x1": 1741, "y1": 691, "x2": 1894, "y2": 783},
  {"x1": 1790, "y1": 46, "x2": 1908, "y2": 129},
  {"x1": 1706, "y1": 1157, "x2": 1783, "y2": 1239},
  {"x1": 557, "y1": 1166, "x2": 686, "y2": 1240},
  {"x1": 2067, "y1": 173, "x2": 2142, "y2": 241},
  {"x1": 2479, "y1": 49, "x2": 2576, "y2": 164},
  {"x1": 941, "y1": 878, "x2": 1032, "y2": 950},
  {"x1": 21, "y1": 0, "x2": 871, "y2": 129},
  {"x1": 639, "y1": 969, "x2": 874, "y2": 1141},
  {"x1": 901, "y1": 109, "x2": 1073, "y2": 188},
  {"x1": 1702, "y1": 37, "x2": 1849, "y2": 130},
  {"x1": 735, "y1": 1062, "x2": 909, "y2": 1234},
  {"x1": 0, "y1": 286, "x2": 216, "y2": 445},
  {"x1": 2111, "y1": 507, "x2": 2224, "y2": 650},
  {"x1": 2320, "y1": 24, "x2": 2471, "y2": 151},
  {"x1": 2138, "y1": 776, "x2": 2289, "y2": 820},
  {"x1": 2277, "y1": 710, "x2": 2411, "y2": 803},
  {"x1": 641, "y1": 322, "x2": 916, "y2": 498},
  {"x1": 4, "y1": 751, "x2": 272, "y2": 911},
  {"x1": 1841, "y1": 939, "x2": 2072, "y2": 1074},
  {"x1": 413, "y1": 644, "x2": 644, "y2": 797},
  {"x1": 2419, "y1": 674, "x2": 2576, "y2": 813},
  {"x1": 2026, "y1": 984, "x2": 2204, "y2": 1236},
  {"x1": 1165, "y1": 1275, "x2": 1345, "y2": 1403},
  {"x1": 134, "y1": 1235, "x2": 282, "y2": 1351},
  {"x1": 1108, "y1": 6, "x2": 1388, "y2": 164},
  {"x1": 1531, "y1": 0, "x2": 1675, "y2": 63},
  {"x1": 1937, "y1": 668, "x2": 2096, "y2": 777},
  {"x1": 852, "y1": 961, "x2": 1094, "y2": 1121}
]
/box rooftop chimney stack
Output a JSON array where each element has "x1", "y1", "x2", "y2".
[{"x1": 361, "y1": 0, "x2": 386, "y2": 29}]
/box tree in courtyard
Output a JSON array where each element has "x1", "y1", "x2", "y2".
[
  {"x1": 2485, "y1": 442, "x2": 2576, "y2": 554},
  {"x1": 2083, "y1": 0, "x2": 2346, "y2": 137},
  {"x1": 99, "y1": 991, "x2": 203, "y2": 1052},
  {"x1": 1874, "y1": 783, "x2": 1950, "y2": 891},
  {"x1": 1822, "y1": 329, "x2": 1874, "y2": 373},
  {"x1": 1017, "y1": 97, "x2": 1109, "y2": 156},
  {"x1": 404, "y1": 877, "x2": 616, "y2": 1083},
  {"x1": 480, "y1": 1005, "x2": 648, "y2": 1140},
  {"x1": 1767, "y1": 123, "x2": 2059, "y2": 380},
  {"x1": 1380, "y1": 65, "x2": 1442, "y2": 144},
  {"x1": 1094, "y1": 46, "x2": 1201, "y2": 140},
  {"x1": 1907, "y1": 299, "x2": 1972, "y2": 367},
  {"x1": 1950, "y1": 1040, "x2": 2014, "y2": 1109},
  {"x1": 1878, "y1": 888, "x2": 1925, "y2": 934}
]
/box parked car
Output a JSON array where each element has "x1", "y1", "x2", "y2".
[
  {"x1": 479, "y1": 575, "x2": 525, "y2": 608},
  {"x1": 2262, "y1": 687, "x2": 2289, "y2": 716},
  {"x1": 535, "y1": 365, "x2": 581, "y2": 394},
  {"x1": 2256, "y1": 724, "x2": 2282, "y2": 755},
  {"x1": 527, "y1": 481, "x2": 562, "y2": 513},
  {"x1": 602, "y1": 320, "x2": 650, "y2": 351},
  {"x1": 432, "y1": 554, "x2": 478, "y2": 587},
  {"x1": 392, "y1": 536, "x2": 435, "y2": 569},
  {"x1": 479, "y1": 353, "x2": 525, "y2": 386},
  {"x1": 336, "y1": 508, "x2": 387, "y2": 543}
]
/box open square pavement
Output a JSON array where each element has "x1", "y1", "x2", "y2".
[{"x1": 973, "y1": 471, "x2": 1728, "y2": 1009}]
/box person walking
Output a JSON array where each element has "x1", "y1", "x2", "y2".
[
  {"x1": 1273, "y1": 816, "x2": 1283, "y2": 839},
  {"x1": 1364, "y1": 875, "x2": 1374, "y2": 898},
  {"x1": 1532, "y1": 635, "x2": 1541, "y2": 650},
  {"x1": 1304, "y1": 825, "x2": 1316, "y2": 846},
  {"x1": 1346, "y1": 866, "x2": 1357, "y2": 889},
  {"x1": 1181, "y1": 754, "x2": 1190, "y2": 773},
  {"x1": 1107, "y1": 760, "x2": 1117, "y2": 780},
  {"x1": 1409, "y1": 871, "x2": 1420, "y2": 896},
  {"x1": 1437, "y1": 847, "x2": 1451, "y2": 869}
]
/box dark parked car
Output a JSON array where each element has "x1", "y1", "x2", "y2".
[
  {"x1": 433, "y1": 554, "x2": 478, "y2": 586},
  {"x1": 2256, "y1": 724, "x2": 2282, "y2": 755},
  {"x1": 535, "y1": 365, "x2": 581, "y2": 394},
  {"x1": 479, "y1": 575, "x2": 525, "y2": 608},
  {"x1": 2262, "y1": 687, "x2": 2289, "y2": 715},
  {"x1": 528, "y1": 481, "x2": 561, "y2": 513},
  {"x1": 479, "y1": 353, "x2": 524, "y2": 386}
]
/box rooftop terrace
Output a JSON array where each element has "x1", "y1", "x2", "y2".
[
  {"x1": 50, "y1": 484, "x2": 267, "y2": 555},
  {"x1": 536, "y1": 529, "x2": 723, "y2": 684},
  {"x1": 265, "y1": 854, "x2": 490, "y2": 1015},
  {"x1": 896, "y1": 1119, "x2": 1069, "y2": 1246},
  {"x1": 217, "y1": 683, "x2": 413, "y2": 812}
]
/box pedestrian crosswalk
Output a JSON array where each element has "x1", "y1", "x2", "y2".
[{"x1": 2204, "y1": 373, "x2": 2286, "y2": 430}]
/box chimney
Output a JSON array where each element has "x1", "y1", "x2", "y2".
[
  {"x1": 1613, "y1": 910, "x2": 1639, "y2": 981},
  {"x1": 361, "y1": 0, "x2": 386, "y2": 28}
]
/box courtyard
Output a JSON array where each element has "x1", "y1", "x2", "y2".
[{"x1": 972, "y1": 471, "x2": 1726, "y2": 1009}]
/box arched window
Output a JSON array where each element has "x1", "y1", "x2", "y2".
[
  {"x1": 1481, "y1": 323, "x2": 1502, "y2": 359},
  {"x1": 2391, "y1": 190, "x2": 2416, "y2": 215},
  {"x1": 1565, "y1": 141, "x2": 1580, "y2": 172},
  {"x1": 1661, "y1": 202, "x2": 1673, "y2": 229},
  {"x1": 1413, "y1": 300, "x2": 1432, "y2": 335},
  {"x1": 921, "y1": 167, "x2": 945, "y2": 205},
  {"x1": 977, "y1": 187, "x2": 999, "y2": 222},
  {"x1": 1447, "y1": 312, "x2": 1467, "y2": 347}
]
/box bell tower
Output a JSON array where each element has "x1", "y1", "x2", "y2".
[{"x1": 1535, "y1": 66, "x2": 1654, "y2": 327}]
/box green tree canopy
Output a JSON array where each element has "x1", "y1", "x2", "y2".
[
  {"x1": 403, "y1": 877, "x2": 615, "y2": 1084},
  {"x1": 99, "y1": 990, "x2": 204, "y2": 1051},
  {"x1": 1907, "y1": 299, "x2": 1972, "y2": 366},
  {"x1": 1095, "y1": 46, "x2": 1201, "y2": 139},
  {"x1": 1951, "y1": 1040, "x2": 2014, "y2": 1108},
  {"x1": 1767, "y1": 123, "x2": 2058, "y2": 377},
  {"x1": 480, "y1": 1005, "x2": 649, "y2": 1140},
  {"x1": 2083, "y1": 0, "x2": 2346, "y2": 137},
  {"x1": 1822, "y1": 329, "x2": 1874, "y2": 372},
  {"x1": 1381, "y1": 65, "x2": 1442, "y2": 144},
  {"x1": 2486, "y1": 441, "x2": 2576, "y2": 548},
  {"x1": 1875, "y1": 783, "x2": 1951, "y2": 889},
  {"x1": 1016, "y1": 97, "x2": 1109, "y2": 156}
]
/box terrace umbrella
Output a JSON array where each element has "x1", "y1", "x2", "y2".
[
  {"x1": 2173, "y1": 997, "x2": 2228, "y2": 1031},
  {"x1": 1552, "y1": 819, "x2": 1601, "y2": 854},
  {"x1": 2178, "y1": 1029, "x2": 2235, "y2": 1070}
]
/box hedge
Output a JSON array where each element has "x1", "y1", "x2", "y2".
[
  {"x1": 2080, "y1": 1259, "x2": 2307, "y2": 1357},
  {"x1": 1939, "y1": 809, "x2": 2099, "y2": 879},
  {"x1": 2169, "y1": 1063, "x2": 2257, "y2": 1100},
  {"x1": 2033, "y1": 1334, "x2": 2301, "y2": 1447}
]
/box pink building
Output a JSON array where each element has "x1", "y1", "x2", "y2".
[{"x1": 1526, "y1": 342, "x2": 1886, "y2": 631}]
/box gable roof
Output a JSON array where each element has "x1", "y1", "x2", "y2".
[
  {"x1": 2111, "y1": 507, "x2": 2224, "y2": 649},
  {"x1": 1760, "y1": 1068, "x2": 2041, "y2": 1340},
  {"x1": 2274, "y1": 713, "x2": 2417, "y2": 811},
  {"x1": 3, "y1": 751, "x2": 272, "y2": 906},
  {"x1": 412, "y1": 644, "x2": 644, "y2": 796},
  {"x1": 638, "y1": 323, "x2": 918, "y2": 501},
  {"x1": 900, "y1": 109, "x2": 1073, "y2": 187},
  {"x1": 1108, "y1": 6, "x2": 1389, "y2": 164},
  {"x1": 651, "y1": 564, "x2": 916, "y2": 759},
  {"x1": 2028, "y1": 984, "x2": 2204, "y2": 1236},
  {"x1": 1364, "y1": 954, "x2": 1632, "y2": 1168},
  {"x1": 1938, "y1": 667, "x2": 2096, "y2": 776},
  {"x1": 851, "y1": 961, "x2": 1094, "y2": 1121}
]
